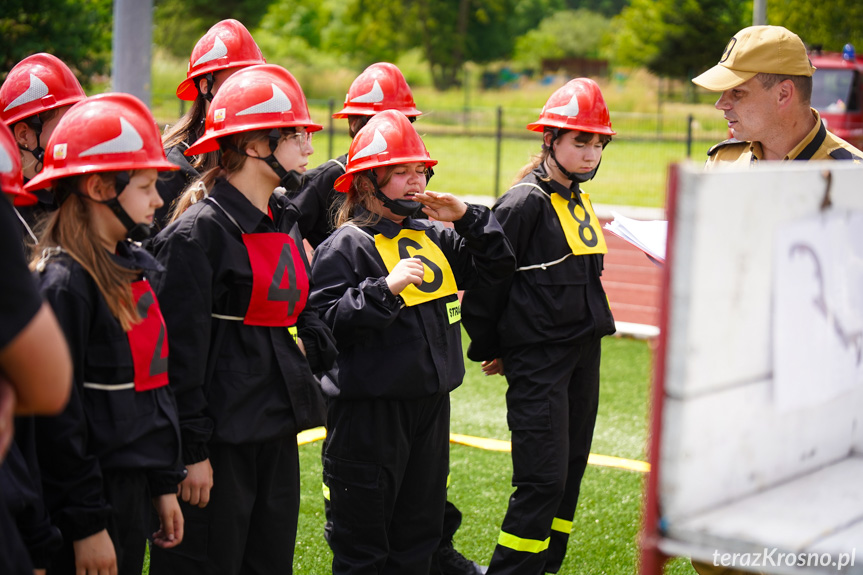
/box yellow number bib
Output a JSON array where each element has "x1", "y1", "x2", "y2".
[
  {"x1": 375, "y1": 229, "x2": 458, "y2": 307},
  {"x1": 550, "y1": 191, "x2": 607, "y2": 256}
]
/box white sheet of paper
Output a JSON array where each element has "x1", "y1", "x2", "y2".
[
  {"x1": 603, "y1": 211, "x2": 667, "y2": 262},
  {"x1": 773, "y1": 211, "x2": 863, "y2": 412}
]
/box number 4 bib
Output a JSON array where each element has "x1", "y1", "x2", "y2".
[
  {"x1": 243, "y1": 233, "x2": 309, "y2": 327},
  {"x1": 375, "y1": 229, "x2": 457, "y2": 307}
]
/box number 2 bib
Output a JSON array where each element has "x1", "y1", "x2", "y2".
[
  {"x1": 550, "y1": 191, "x2": 607, "y2": 256},
  {"x1": 128, "y1": 280, "x2": 169, "y2": 392},
  {"x1": 243, "y1": 233, "x2": 309, "y2": 327},
  {"x1": 374, "y1": 228, "x2": 457, "y2": 307}
]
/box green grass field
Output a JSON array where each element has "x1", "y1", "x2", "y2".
[{"x1": 291, "y1": 333, "x2": 698, "y2": 574}]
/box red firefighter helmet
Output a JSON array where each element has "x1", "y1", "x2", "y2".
[
  {"x1": 334, "y1": 109, "x2": 436, "y2": 192},
  {"x1": 0, "y1": 122, "x2": 31, "y2": 205},
  {"x1": 185, "y1": 64, "x2": 322, "y2": 156},
  {"x1": 0, "y1": 53, "x2": 86, "y2": 127},
  {"x1": 176, "y1": 19, "x2": 266, "y2": 101},
  {"x1": 527, "y1": 78, "x2": 615, "y2": 135},
  {"x1": 333, "y1": 62, "x2": 421, "y2": 118},
  {"x1": 25, "y1": 93, "x2": 178, "y2": 192}
]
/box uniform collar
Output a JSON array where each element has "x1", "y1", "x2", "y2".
[
  {"x1": 785, "y1": 109, "x2": 825, "y2": 161},
  {"x1": 355, "y1": 205, "x2": 426, "y2": 239},
  {"x1": 211, "y1": 179, "x2": 276, "y2": 233},
  {"x1": 111, "y1": 240, "x2": 164, "y2": 272},
  {"x1": 532, "y1": 164, "x2": 579, "y2": 200}
]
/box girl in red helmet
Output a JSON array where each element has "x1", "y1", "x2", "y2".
[
  {"x1": 462, "y1": 78, "x2": 616, "y2": 575},
  {"x1": 23, "y1": 92, "x2": 185, "y2": 575},
  {"x1": 0, "y1": 53, "x2": 87, "y2": 243},
  {"x1": 148, "y1": 64, "x2": 337, "y2": 574},
  {"x1": 156, "y1": 19, "x2": 266, "y2": 227},
  {"x1": 308, "y1": 108, "x2": 514, "y2": 575},
  {"x1": 291, "y1": 61, "x2": 422, "y2": 248}
]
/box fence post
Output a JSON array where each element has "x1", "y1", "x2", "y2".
[
  {"x1": 328, "y1": 99, "x2": 335, "y2": 160},
  {"x1": 686, "y1": 114, "x2": 693, "y2": 158},
  {"x1": 494, "y1": 106, "x2": 503, "y2": 198}
]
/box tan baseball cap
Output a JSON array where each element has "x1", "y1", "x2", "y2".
[{"x1": 692, "y1": 25, "x2": 815, "y2": 91}]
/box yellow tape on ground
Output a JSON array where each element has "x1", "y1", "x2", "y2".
[
  {"x1": 297, "y1": 427, "x2": 650, "y2": 473},
  {"x1": 297, "y1": 426, "x2": 327, "y2": 445},
  {"x1": 448, "y1": 433, "x2": 650, "y2": 473}
]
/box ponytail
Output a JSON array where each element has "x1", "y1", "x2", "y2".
[{"x1": 167, "y1": 129, "x2": 270, "y2": 223}]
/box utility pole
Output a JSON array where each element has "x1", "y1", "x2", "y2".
[
  {"x1": 112, "y1": 0, "x2": 153, "y2": 105},
  {"x1": 753, "y1": 0, "x2": 767, "y2": 26}
]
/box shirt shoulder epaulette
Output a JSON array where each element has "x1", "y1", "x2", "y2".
[
  {"x1": 707, "y1": 138, "x2": 748, "y2": 157},
  {"x1": 829, "y1": 147, "x2": 863, "y2": 161}
]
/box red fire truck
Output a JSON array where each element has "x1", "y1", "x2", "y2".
[{"x1": 810, "y1": 44, "x2": 863, "y2": 149}]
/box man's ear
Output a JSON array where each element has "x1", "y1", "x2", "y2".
[
  {"x1": 80, "y1": 173, "x2": 114, "y2": 201},
  {"x1": 776, "y1": 79, "x2": 796, "y2": 109},
  {"x1": 12, "y1": 122, "x2": 34, "y2": 150}
]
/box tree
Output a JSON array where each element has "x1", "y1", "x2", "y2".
[
  {"x1": 153, "y1": 0, "x2": 273, "y2": 59},
  {"x1": 611, "y1": 0, "x2": 747, "y2": 81},
  {"x1": 513, "y1": 9, "x2": 611, "y2": 69},
  {"x1": 768, "y1": 1, "x2": 863, "y2": 52},
  {"x1": 0, "y1": 0, "x2": 112, "y2": 86}
]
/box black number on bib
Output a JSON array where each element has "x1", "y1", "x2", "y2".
[
  {"x1": 568, "y1": 198, "x2": 598, "y2": 247},
  {"x1": 136, "y1": 291, "x2": 168, "y2": 377},
  {"x1": 268, "y1": 244, "x2": 302, "y2": 315},
  {"x1": 398, "y1": 237, "x2": 443, "y2": 293}
]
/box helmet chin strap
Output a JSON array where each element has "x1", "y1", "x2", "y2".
[
  {"x1": 76, "y1": 172, "x2": 151, "y2": 242},
  {"x1": 104, "y1": 172, "x2": 152, "y2": 242},
  {"x1": 196, "y1": 72, "x2": 216, "y2": 103},
  {"x1": 19, "y1": 115, "x2": 45, "y2": 172},
  {"x1": 227, "y1": 129, "x2": 305, "y2": 192},
  {"x1": 546, "y1": 129, "x2": 600, "y2": 187},
  {"x1": 367, "y1": 168, "x2": 434, "y2": 218}
]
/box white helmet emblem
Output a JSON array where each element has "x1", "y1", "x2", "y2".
[
  {"x1": 350, "y1": 79, "x2": 384, "y2": 104},
  {"x1": 79, "y1": 117, "x2": 143, "y2": 157},
  {"x1": 236, "y1": 84, "x2": 292, "y2": 116},
  {"x1": 0, "y1": 145, "x2": 12, "y2": 173},
  {"x1": 546, "y1": 94, "x2": 580, "y2": 117},
  {"x1": 193, "y1": 36, "x2": 229, "y2": 68},
  {"x1": 4, "y1": 74, "x2": 49, "y2": 111},
  {"x1": 352, "y1": 129, "x2": 388, "y2": 161}
]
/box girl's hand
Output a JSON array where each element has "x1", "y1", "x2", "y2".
[
  {"x1": 73, "y1": 529, "x2": 117, "y2": 575},
  {"x1": 386, "y1": 258, "x2": 424, "y2": 296},
  {"x1": 152, "y1": 493, "x2": 184, "y2": 549},
  {"x1": 179, "y1": 459, "x2": 213, "y2": 508},
  {"x1": 414, "y1": 191, "x2": 468, "y2": 222},
  {"x1": 481, "y1": 358, "x2": 504, "y2": 376}
]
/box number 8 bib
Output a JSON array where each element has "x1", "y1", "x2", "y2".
[
  {"x1": 550, "y1": 191, "x2": 607, "y2": 256},
  {"x1": 243, "y1": 233, "x2": 309, "y2": 327}
]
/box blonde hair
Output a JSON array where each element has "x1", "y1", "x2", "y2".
[
  {"x1": 31, "y1": 174, "x2": 142, "y2": 331},
  {"x1": 168, "y1": 129, "x2": 270, "y2": 223},
  {"x1": 335, "y1": 166, "x2": 398, "y2": 228}
]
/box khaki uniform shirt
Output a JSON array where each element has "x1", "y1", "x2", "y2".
[{"x1": 706, "y1": 109, "x2": 863, "y2": 166}]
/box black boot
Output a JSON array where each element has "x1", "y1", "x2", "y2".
[{"x1": 432, "y1": 539, "x2": 487, "y2": 575}]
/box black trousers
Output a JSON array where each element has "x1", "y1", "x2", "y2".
[
  {"x1": 150, "y1": 436, "x2": 300, "y2": 574},
  {"x1": 324, "y1": 393, "x2": 450, "y2": 575},
  {"x1": 486, "y1": 338, "x2": 602, "y2": 575},
  {"x1": 49, "y1": 470, "x2": 150, "y2": 575}
]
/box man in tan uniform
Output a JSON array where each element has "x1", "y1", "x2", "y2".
[
  {"x1": 688, "y1": 25, "x2": 861, "y2": 575},
  {"x1": 694, "y1": 25, "x2": 862, "y2": 166}
]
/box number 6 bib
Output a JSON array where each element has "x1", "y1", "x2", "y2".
[
  {"x1": 375, "y1": 228, "x2": 457, "y2": 306},
  {"x1": 243, "y1": 233, "x2": 309, "y2": 327}
]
